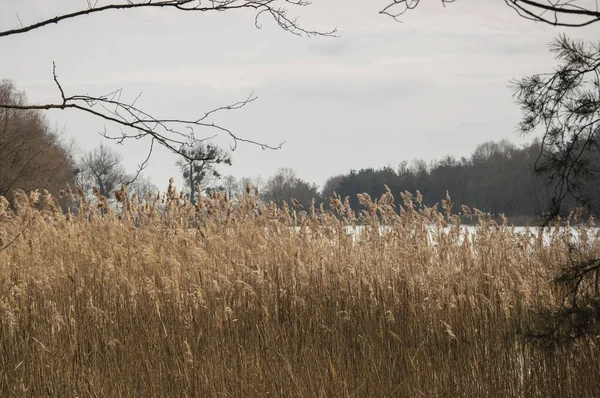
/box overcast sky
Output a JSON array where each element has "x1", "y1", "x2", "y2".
[{"x1": 1, "y1": 1, "x2": 598, "y2": 191}]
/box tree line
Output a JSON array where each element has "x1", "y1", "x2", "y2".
[
  {"x1": 234, "y1": 138, "x2": 596, "y2": 223},
  {"x1": 319, "y1": 139, "x2": 599, "y2": 221},
  {"x1": 194, "y1": 137, "x2": 599, "y2": 225}
]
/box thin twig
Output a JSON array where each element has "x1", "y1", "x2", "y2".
[{"x1": 0, "y1": 216, "x2": 34, "y2": 253}]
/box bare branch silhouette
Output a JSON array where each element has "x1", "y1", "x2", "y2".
[
  {"x1": 0, "y1": 0, "x2": 336, "y2": 39},
  {"x1": 0, "y1": 1, "x2": 334, "y2": 175},
  {"x1": 0, "y1": 64, "x2": 283, "y2": 158},
  {"x1": 380, "y1": 0, "x2": 600, "y2": 27}
]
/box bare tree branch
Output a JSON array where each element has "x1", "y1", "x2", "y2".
[
  {"x1": 380, "y1": 0, "x2": 600, "y2": 27},
  {"x1": 0, "y1": 64, "x2": 283, "y2": 171},
  {"x1": 379, "y1": 0, "x2": 457, "y2": 21},
  {"x1": 0, "y1": 1, "x2": 335, "y2": 178},
  {"x1": 0, "y1": 0, "x2": 336, "y2": 39}
]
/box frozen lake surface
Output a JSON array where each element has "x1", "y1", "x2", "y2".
[{"x1": 326, "y1": 224, "x2": 600, "y2": 245}]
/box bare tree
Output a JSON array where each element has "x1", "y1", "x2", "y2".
[
  {"x1": 0, "y1": 1, "x2": 335, "y2": 176},
  {"x1": 237, "y1": 175, "x2": 265, "y2": 197},
  {"x1": 0, "y1": 80, "x2": 76, "y2": 197},
  {"x1": 221, "y1": 175, "x2": 240, "y2": 200},
  {"x1": 380, "y1": 0, "x2": 600, "y2": 27},
  {"x1": 77, "y1": 143, "x2": 127, "y2": 198},
  {"x1": 263, "y1": 167, "x2": 298, "y2": 204},
  {"x1": 263, "y1": 167, "x2": 320, "y2": 209},
  {"x1": 176, "y1": 142, "x2": 232, "y2": 204},
  {"x1": 124, "y1": 174, "x2": 159, "y2": 204}
]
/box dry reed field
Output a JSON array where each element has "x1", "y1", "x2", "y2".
[{"x1": 0, "y1": 182, "x2": 599, "y2": 397}]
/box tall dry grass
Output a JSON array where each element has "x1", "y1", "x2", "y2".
[{"x1": 0, "y1": 182, "x2": 599, "y2": 397}]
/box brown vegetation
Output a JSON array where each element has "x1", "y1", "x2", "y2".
[
  {"x1": 0, "y1": 80, "x2": 75, "y2": 198},
  {"x1": 0, "y1": 184, "x2": 599, "y2": 397}
]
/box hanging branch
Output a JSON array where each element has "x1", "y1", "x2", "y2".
[
  {"x1": 380, "y1": 0, "x2": 600, "y2": 27},
  {"x1": 0, "y1": 0, "x2": 336, "y2": 39},
  {"x1": 0, "y1": 0, "x2": 335, "y2": 176},
  {"x1": 0, "y1": 63, "x2": 283, "y2": 156},
  {"x1": 379, "y1": 0, "x2": 456, "y2": 21}
]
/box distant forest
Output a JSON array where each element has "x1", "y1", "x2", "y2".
[{"x1": 310, "y1": 138, "x2": 600, "y2": 222}]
